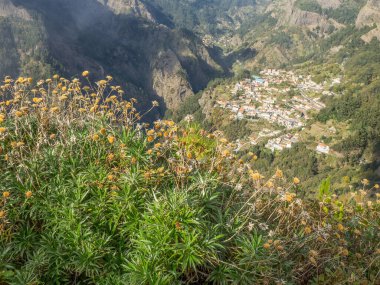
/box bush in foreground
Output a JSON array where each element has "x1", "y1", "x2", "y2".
[{"x1": 0, "y1": 74, "x2": 379, "y2": 284}]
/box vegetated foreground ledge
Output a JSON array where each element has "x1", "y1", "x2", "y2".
[{"x1": 0, "y1": 74, "x2": 379, "y2": 284}]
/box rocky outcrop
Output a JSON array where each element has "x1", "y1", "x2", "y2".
[
  {"x1": 356, "y1": 0, "x2": 380, "y2": 27},
  {"x1": 0, "y1": 0, "x2": 30, "y2": 19},
  {"x1": 152, "y1": 50, "x2": 194, "y2": 110},
  {"x1": 356, "y1": 0, "x2": 380, "y2": 42},
  {"x1": 267, "y1": 0, "x2": 342, "y2": 31},
  {"x1": 97, "y1": 0, "x2": 156, "y2": 21}
]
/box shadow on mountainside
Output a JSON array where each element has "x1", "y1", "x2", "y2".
[{"x1": 8, "y1": 0, "x2": 257, "y2": 121}]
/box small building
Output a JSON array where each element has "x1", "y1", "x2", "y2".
[{"x1": 316, "y1": 143, "x2": 330, "y2": 154}]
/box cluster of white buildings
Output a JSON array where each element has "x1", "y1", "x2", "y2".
[
  {"x1": 216, "y1": 69, "x2": 326, "y2": 130},
  {"x1": 214, "y1": 69, "x2": 335, "y2": 153},
  {"x1": 266, "y1": 133, "x2": 300, "y2": 152}
]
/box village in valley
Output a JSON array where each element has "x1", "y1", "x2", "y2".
[{"x1": 214, "y1": 69, "x2": 340, "y2": 154}]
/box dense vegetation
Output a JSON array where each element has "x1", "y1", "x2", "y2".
[
  {"x1": 0, "y1": 75, "x2": 379, "y2": 284},
  {"x1": 317, "y1": 39, "x2": 380, "y2": 163},
  {"x1": 146, "y1": 0, "x2": 257, "y2": 34},
  {"x1": 295, "y1": 0, "x2": 367, "y2": 24},
  {"x1": 0, "y1": 16, "x2": 52, "y2": 80}
]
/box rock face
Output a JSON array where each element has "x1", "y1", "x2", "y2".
[
  {"x1": 0, "y1": 0, "x2": 30, "y2": 19},
  {"x1": 267, "y1": 0, "x2": 341, "y2": 31},
  {"x1": 152, "y1": 50, "x2": 194, "y2": 110},
  {"x1": 357, "y1": 0, "x2": 380, "y2": 26},
  {"x1": 98, "y1": 0, "x2": 153, "y2": 18}
]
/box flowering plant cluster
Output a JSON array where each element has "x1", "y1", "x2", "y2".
[{"x1": 0, "y1": 74, "x2": 379, "y2": 284}]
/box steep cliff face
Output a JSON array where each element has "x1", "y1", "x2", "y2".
[
  {"x1": 152, "y1": 50, "x2": 194, "y2": 110},
  {"x1": 267, "y1": 0, "x2": 342, "y2": 31}
]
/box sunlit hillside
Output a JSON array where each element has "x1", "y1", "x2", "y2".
[{"x1": 0, "y1": 75, "x2": 379, "y2": 284}]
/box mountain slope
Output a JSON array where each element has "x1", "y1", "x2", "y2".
[{"x1": 0, "y1": 0, "x2": 228, "y2": 116}]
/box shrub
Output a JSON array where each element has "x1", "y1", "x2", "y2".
[{"x1": 0, "y1": 75, "x2": 379, "y2": 284}]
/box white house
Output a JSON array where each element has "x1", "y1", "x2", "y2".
[{"x1": 316, "y1": 143, "x2": 330, "y2": 154}]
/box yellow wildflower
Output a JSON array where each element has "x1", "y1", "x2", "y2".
[
  {"x1": 110, "y1": 185, "x2": 119, "y2": 191},
  {"x1": 275, "y1": 169, "x2": 283, "y2": 178},
  {"x1": 341, "y1": 248, "x2": 349, "y2": 256},
  {"x1": 108, "y1": 136, "x2": 116, "y2": 144},
  {"x1": 82, "y1": 70, "x2": 90, "y2": 77},
  {"x1": 251, "y1": 172, "x2": 262, "y2": 181},
  {"x1": 97, "y1": 80, "x2": 107, "y2": 86},
  {"x1": 15, "y1": 111, "x2": 23, "y2": 118},
  {"x1": 309, "y1": 250, "x2": 318, "y2": 257},
  {"x1": 32, "y1": 97, "x2": 43, "y2": 104},
  {"x1": 0, "y1": 127, "x2": 7, "y2": 134},
  {"x1": 265, "y1": 181, "x2": 274, "y2": 188},
  {"x1": 25, "y1": 191, "x2": 32, "y2": 198},
  {"x1": 0, "y1": 210, "x2": 5, "y2": 218},
  {"x1": 285, "y1": 192, "x2": 296, "y2": 202},
  {"x1": 3, "y1": 191, "x2": 10, "y2": 198},
  {"x1": 263, "y1": 243, "x2": 271, "y2": 249},
  {"x1": 293, "y1": 177, "x2": 300, "y2": 185},
  {"x1": 337, "y1": 223, "x2": 345, "y2": 232},
  {"x1": 309, "y1": 256, "x2": 317, "y2": 266},
  {"x1": 92, "y1": 134, "x2": 100, "y2": 141},
  {"x1": 107, "y1": 153, "x2": 115, "y2": 161},
  {"x1": 16, "y1": 142, "x2": 24, "y2": 147},
  {"x1": 276, "y1": 245, "x2": 284, "y2": 251},
  {"x1": 304, "y1": 226, "x2": 312, "y2": 234}
]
